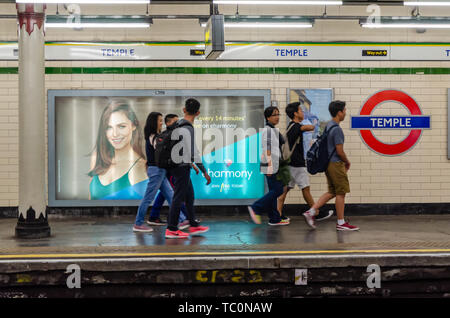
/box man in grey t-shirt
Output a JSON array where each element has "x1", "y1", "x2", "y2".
[
  {"x1": 302, "y1": 100, "x2": 359, "y2": 231},
  {"x1": 326, "y1": 120, "x2": 345, "y2": 163}
]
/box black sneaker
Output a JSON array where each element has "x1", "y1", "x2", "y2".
[
  {"x1": 316, "y1": 210, "x2": 334, "y2": 222},
  {"x1": 281, "y1": 215, "x2": 290, "y2": 222},
  {"x1": 147, "y1": 218, "x2": 167, "y2": 226},
  {"x1": 268, "y1": 219, "x2": 290, "y2": 226}
]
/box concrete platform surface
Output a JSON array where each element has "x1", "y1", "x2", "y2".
[{"x1": 1, "y1": 214, "x2": 450, "y2": 258}]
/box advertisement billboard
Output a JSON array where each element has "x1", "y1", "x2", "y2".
[
  {"x1": 48, "y1": 89, "x2": 270, "y2": 206},
  {"x1": 287, "y1": 88, "x2": 333, "y2": 157}
]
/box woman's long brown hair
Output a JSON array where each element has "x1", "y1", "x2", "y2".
[{"x1": 88, "y1": 100, "x2": 144, "y2": 177}]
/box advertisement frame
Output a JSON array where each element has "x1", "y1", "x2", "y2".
[
  {"x1": 286, "y1": 88, "x2": 334, "y2": 132},
  {"x1": 448, "y1": 88, "x2": 450, "y2": 160},
  {"x1": 48, "y1": 89, "x2": 271, "y2": 207}
]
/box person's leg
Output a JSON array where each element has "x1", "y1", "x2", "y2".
[
  {"x1": 277, "y1": 166, "x2": 297, "y2": 215},
  {"x1": 310, "y1": 192, "x2": 335, "y2": 214},
  {"x1": 302, "y1": 164, "x2": 335, "y2": 229},
  {"x1": 335, "y1": 194, "x2": 345, "y2": 221},
  {"x1": 167, "y1": 166, "x2": 190, "y2": 231},
  {"x1": 135, "y1": 166, "x2": 165, "y2": 226},
  {"x1": 149, "y1": 191, "x2": 165, "y2": 221},
  {"x1": 301, "y1": 187, "x2": 315, "y2": 208},
  {"x1": 159, "y1": 177, "x2": 174, "y2": 206},
  {"x1": 252, "y1": 175, "x2": 277, "y2": 215},
  {"x1": 178, "y1": 204, "x2": 187, "y2": 223},
  {"x1": 184, "y1": 177, "x2": 199, "y2": 227},
  {"x1": 267, "y1": 175, "x2": 284, "y2": 224},
  {"x1": 307, "y1": 165, "x2": 336, "y2": 216},
  {"x1": 167, "y1": 175, "x2": 187, "y2": 223},
  {"x1": 277, "y1": 188, "x2": 289, "y2": 216}
]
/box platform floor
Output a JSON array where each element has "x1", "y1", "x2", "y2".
[{"x1": 1, "y1": 214, "x2": 450, "y2": 258}]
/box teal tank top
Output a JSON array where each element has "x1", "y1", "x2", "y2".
[{"x1": 90, "y1": 159, "x2": 144, "y2": 200}]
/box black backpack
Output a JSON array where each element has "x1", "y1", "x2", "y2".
[
  {"x1": 154, "y1": 121, "x2": 191, "y2": 169},
  {"x1": 306, "y1": 124, "x2": 338, "y2": 175}
]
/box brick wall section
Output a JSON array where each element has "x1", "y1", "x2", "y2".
[{"x1": 1, "y1": 60, "x2": 450, "y2": 206}]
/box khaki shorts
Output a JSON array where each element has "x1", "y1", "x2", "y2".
[{"x1": 325, "y1": 161, "x2": 350, "y2": 195}]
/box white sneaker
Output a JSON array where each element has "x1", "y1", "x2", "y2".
[
  {"x1": 178, "y1": 220, "x2": 190, "y2": 230},
  {"x1": 302, "y1": 211, "x2": 316, "y2": 229},
  {"x1": 316, "y1": 210, "x2": 334, "y2": 222}
]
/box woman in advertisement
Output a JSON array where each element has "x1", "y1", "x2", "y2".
[{"x1": 88, "y1": 100, "x2": 148, "y2": 201}]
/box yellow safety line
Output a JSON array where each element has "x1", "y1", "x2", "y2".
[{"x1": 1, "y1": 248, "x2": 450, "y2": 259}]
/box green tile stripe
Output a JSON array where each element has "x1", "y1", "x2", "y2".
[
  {"x1": 0, "y1": 67, "x2": 18, "y2": 74},
  {"x1": 40, "y1": 41, "x2": 450, "y2": 46},
  {"x1": 2, "y1": 67, "x2": 450, "y2": 75}
]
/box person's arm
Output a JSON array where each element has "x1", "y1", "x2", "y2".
[
  {"x1": 301, "y1": 124, "x2": 315, "y2": 132},
  {"x1": 335, "y1": 144, "x2": 350, "y2": 171},
  {"x1": 194, "y1": 162, "x2": 211, "y2": 185},
  {"x1": 188, "y1": 125, "x2": 211, "y2": 185},
  {"x1": 191, "y1": 163, "x2": 199, "y2": 174}
]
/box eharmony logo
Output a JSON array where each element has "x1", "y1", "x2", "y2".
[{"x1": 207, "y1": 169, "x2": 253, "y2": 181}]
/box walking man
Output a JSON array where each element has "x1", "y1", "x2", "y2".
[
  {"x1": 165, "y1": 98, "x2": 211, "y2": 239},
  {"x1": 277, "y1": 102, "x2": 334, "y2": 221},
  {"x1": 302, "y1": 100, "x2": 359, "y2": 231}
]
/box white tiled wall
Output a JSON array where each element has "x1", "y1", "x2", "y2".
[{"x1": 1, "y1": 60, "x2": 449, "y2": 206}]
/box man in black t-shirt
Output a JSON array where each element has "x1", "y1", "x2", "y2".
[
  {"x1": 277, "y1": 102, "x2": 335, "y2": 222},
  {"x1": 277, "y1": 102, "x2": 315, "y2": 221}
]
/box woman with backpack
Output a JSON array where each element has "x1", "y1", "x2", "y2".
[{"x1": 133, "y1": 112, "x2": 176, "y2": 232}]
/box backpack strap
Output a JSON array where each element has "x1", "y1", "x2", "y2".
[
  {"x1": 286, "y1": 121, "x2": 302, "y2": 145},
  {"x1": 326, "y1": 124, "x2": 339, "y2": 161}
]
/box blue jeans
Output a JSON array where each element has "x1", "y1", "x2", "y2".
[
  {"x1": 135, "y1": 166, "x2": 174, "y2": 226},
  {"x1": 251, "y1": 174, "x2": 284, "y2": 224},
  {"x1": 150, "y1": 190, "x2": 187, "y2": 223}
]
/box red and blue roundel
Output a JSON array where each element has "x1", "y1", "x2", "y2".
[{"x1": 351, "y1": 90, "x2": 431, "y2": 156}]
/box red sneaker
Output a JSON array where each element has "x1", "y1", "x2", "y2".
[
  {"x1": 133, "y1": 224, "x2": 153, "y2": 233},
  {"x1": 189, "y1": 225, "x2": 209, "y2": 236},
  {"x1": 165, "y1": 229, "x2": 189, "y2": 239},
  {"x1": 336, "y1": 222, "x2": 359, "y2": 231}
]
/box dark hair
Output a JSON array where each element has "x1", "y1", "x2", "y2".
[
  {"x1": 286, "y1": 102, "x2": 301, "y2": 120},
  {"x1": 88, "y1": 100, "x2": 144, "y2": 177},
  {"x1": 329, "y1": 100, "x2": 346, "y2": 117},
  {"x1": 185, "y1": 98, "x2": 200, "y2": 115},
  {"x1": 264, "y1": 106, "x2": 279, "y2": 121},
  {"x1": 164, "y1": 113, "x2": 178, "y2": 125},
  {"x1": 144, "y1": 112, "x2": 162, "y2": 141}
]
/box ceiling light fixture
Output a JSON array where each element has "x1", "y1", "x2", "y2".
[
  {"x1": 224, "y1": 22, "x2": 312, "y2": 28},
  {"x1": 45, "y1": 15, "x2": 152, "y2": 29},
  {"x1": 404, "y1": 1, "x2": 450, "y2": 6},
  {"x1": 16, "y1": 0, "x2": 150, "y2": 4},
  {"x1": 201, "y1": 22, "x2": 312, "y2": 28},
  {"x1": 201, "y1": 15, "x2": 314, "y2": 28},
  {"x1": 213, "y1": 1, "x2": 342, "y2": 5},
  {"x1": 46, "y1": 23, "x2": 150, "y2": 28},
  {"x1": 360, "y1": 17, "x2": 450, "y2": 29}
]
